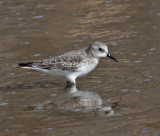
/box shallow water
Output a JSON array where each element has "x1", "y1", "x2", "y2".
[{"x1": 0, "y1": 0, "x2": 160, "y2": 136}]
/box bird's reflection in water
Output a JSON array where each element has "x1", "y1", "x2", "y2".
[{"x1": 34, "y1": 85, "x2": 115, "y2": 116}]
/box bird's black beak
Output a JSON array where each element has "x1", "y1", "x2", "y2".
[{"x1": 107, "y1": 53, "x2": 118, "y2": 62}]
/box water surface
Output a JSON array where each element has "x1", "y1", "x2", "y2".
[{"x1": 0, "y1": 0, "x2": 160, "y2": 136}]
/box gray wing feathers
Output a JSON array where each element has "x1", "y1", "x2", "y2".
[{"x1": 31, "y1": 50, "x2": 87, "y2": 72}]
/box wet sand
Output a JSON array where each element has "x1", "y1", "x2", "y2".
[{"x1": 0, "y1": 0, "x2": 160, "y2": 136}]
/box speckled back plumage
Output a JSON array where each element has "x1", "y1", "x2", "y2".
[{"x1": 27, "y1": 49, "x2": 92, "y2": 72}]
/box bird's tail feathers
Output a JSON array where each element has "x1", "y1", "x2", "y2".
[{"x1": 18, "y1": 62, "x2": 34, "y2": 68}]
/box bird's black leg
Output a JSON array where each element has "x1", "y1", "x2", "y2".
[{"x1": 66, "y1": 80, "x2": 75, "y2": 88}]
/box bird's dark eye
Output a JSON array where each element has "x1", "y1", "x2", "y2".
[{"x1": 99, "y1": 48, "x2": 103, "y2": 52}]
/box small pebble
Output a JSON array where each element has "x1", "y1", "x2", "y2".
[
  {"x1": 90, "y1": 130, "x2": 94, "y2": 134},
  {"x1": 23, "y1": 105, "x2": 28, "y2": 108},
  {"x1": 34, "y1": 54, "x2": 41, "y2": 57},
  {"x1": 45, "y1": 5, "x2": 54, "y2": 10},
  {"x1": 32, "y1": 16, "x2": 44, "y2": 19},
  {"x1": 125, "y1": 0, "x2": 130, "y2": 2},
  {"x1": 74, "y1": 109, "x2": 82, "y2": 112},
  {"x1": 27, "y1": 72, "x2": 32, "y2": 74},
  {"x1": 29, "y1": 83, "x2": 34, "y2": 87},
  {"x1": 128, "y1": 116, "x2": 133, "y2": 120},
  {"x1": 91, "y1": 22, "x2": 96, "y2": 24},
  {"x1": 141, "y1": 127, "x2": 149, "y2": 134},
  {"x1": 44, "y1": 85, "x2": 49, "y2": 88},
  {"x1": 17, "y1": 17, "x2": 23, "y2": 20},
  {"x1": 123, "y1": 108, "x2": 128, "y2": 110},
  {"x1": 135, "y1": 90, "x2": 142, "y2": 93},
  {"x1": 97, "y1": 81, "x2": 102, "y2": 84},
  {"x1": 47, "y1": 128, "x2": 53, "y2": 131},
  {"x1": 73, "y1": 44, "x2": 79, "y2": 47},
  {"x1": 125, "y1": 35, "x2": 130, "y2": 38},
  {"x1": 112, "y1": 43, "x2": 118, "y2": 46},
  {"x1": 157, "y1": 13, "x2": 160, "y2": 16},
  {"x1": 9, "y1": 73, "x2": 15, "y2": 76},
  {"x1": 12, "y1": 65, "x2": 17, "y2": 68},
  {"x1": 113, "y1": 52, "x2": 118, "y2": 54},
  {"x1": 25, "y1": 42, "x2": 30, "y2": 45},
  {"x1": 44, "y1": 117, "x2": 52, "y2": 121},
  {"x1": 124, "y1": 60, "x2": 130, "y2": 63},
  {"x1": 51, "y1": 94, "x2": 57, "y2": 97},
  {"x1": 82, "y1": 37, "x2": 88, "y2": 40},
  {"x1": 144, "y1": 79, "x2": 151, "y2": 82},
  {"x1": 72, "y1": 13, "x2": 77, "y2": 16},
  {"x1": 5, "y1": 128, "x2": 9, "y2": 132},
  {"x1": 130, "y1": 25, "x2": 134, "y2": 28},
  {"x1": 134, "y1": 31, "x2": 138, "y2": 34},
  {"x1": 37, "y1": 106, "x2": 44, "y2": 110},
  {"x1": 11, "y1": 92, "x2": 16, "y2": 95},
  {"x1": 73, "y1": 130, "x2": 78, "y2": 134},
  {"x1": 133, "y1": 53, "x2": 137, "y2": 56},
  {"x1": 134, "y1": 61, "x2": 141, "y2": 63},
  {"x1": 150, "y1": 48, "x2": 156, "y2": 51},
  {"x1": 148, "y1": 52, "x2": 153, "y2": 54},
  {"x1": 105, "y1": 0, "x2": 113, "y2": 4},
  {"x1": 0, "y1": 103, "x2": 8, "y2": 106},
  {"x1": 125, "y1": 16, "x2": 131, "y2": 19},
  {"x1": 46, "y1": 106, "x2": 52, "y2": 110},
  {"x1": 153, "y1": 26, "x2": 158, "y2": 29},
  {"x1": 40, "y1": 73, "x2": 46, "y2": 76},
  {"x1": 113, "y1": 126, "x2": 118, "y2": 129},
  {"x1": 115, "y1": 113, "x2": 123, "y2": 117},
  {"x1": 121, "y1": 89, "x2": 128, "y2": 92}
]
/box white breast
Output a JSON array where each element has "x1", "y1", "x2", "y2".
[{"x1": 75, "y1": 57, "x2": 99, "y2": 77}]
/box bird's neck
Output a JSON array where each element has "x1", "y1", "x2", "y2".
[{"x1": 86, "y1": 49, "x2": 100, "y2": 61}]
